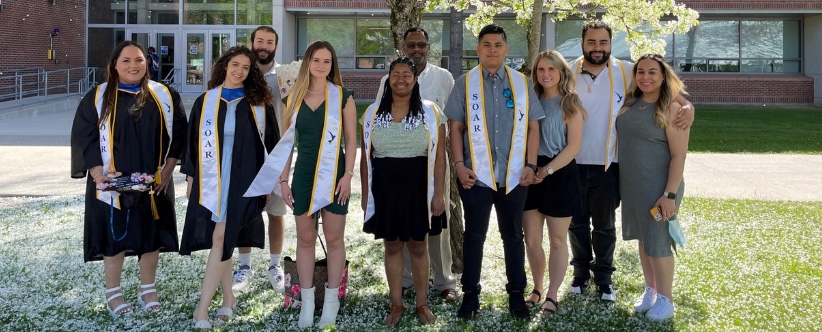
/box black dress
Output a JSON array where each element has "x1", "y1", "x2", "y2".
[
  {"x1": 71, "y1": 84, "x2": 188, "y2": 262},
  {"x1": 178, "y1": 96, "x2": 279, "y2": 261}
]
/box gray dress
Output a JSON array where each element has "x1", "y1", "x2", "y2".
[{"x1": 616, "y1": 100, "x2": 684, "y2": 257}]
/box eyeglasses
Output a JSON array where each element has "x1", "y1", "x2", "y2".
[
  {"x1": 405, "y1": 42, "x2": 429, "y2": 49},
  {"x1": 503, "y1": 88, "x2": 514, "y2": 108}
]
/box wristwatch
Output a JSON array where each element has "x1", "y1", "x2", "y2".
[
  {"x1": 526, "y1": 163, "x2": 538, "y2": 173},
  {"x1": 665, "y1": 191, "x2": 676, "y2": 200},
  {"x1": 545, "y1": 166, "x2": 555, "y2": 176}
]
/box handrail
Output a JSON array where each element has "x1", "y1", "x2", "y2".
[
  {"x1": 161, "y1": 68, "x2": 181, "y2": 91},
  {"x1": 0, "y1": 67, "x2": 97, "y2": 104}
]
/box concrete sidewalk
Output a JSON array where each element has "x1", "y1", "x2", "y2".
[{"x1": 2, "y1": 108, "x2": 821, "y2": 201}]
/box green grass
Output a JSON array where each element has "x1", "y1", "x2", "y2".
[
  {"x1": 1, "y1": 195, "x2": 820, "y2": 331},
  {"x1": 688, "y1": 107, "x2": 822, "y2": 154}
]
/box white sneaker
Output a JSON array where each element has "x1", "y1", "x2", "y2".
[
  {"x1": 598, "y1": 284, "x2": 617, "y2": 302},
  {"x1": 633, "y1": 286, "x2": 657, "y2": 313},
  {"x1": 268, "y1": 264, "x2": 285, "y2": 294},
  {"x1": 646, "y1": 294, "x2": 675, "y2": 321},
  {"x1": 231, "y1": 265, "x2": 253, "y2": 292}
]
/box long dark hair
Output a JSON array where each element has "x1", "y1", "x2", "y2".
[
  {"x1": 99, "y1": 41, "x2": 150, "y2": 126},
  {"x1": 376, "y1": 57, "x2": 423, "y2": 120},
  {"x1": 207, "y1": 46, "x2": 273, "y2": 107}
]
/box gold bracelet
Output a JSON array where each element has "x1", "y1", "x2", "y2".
[
  {"x1": 345, "y1": 169, "x2": 355, "y2": 176},
  {"x1": 279, "y1": 179, "x2": 288, "y2": 184}
]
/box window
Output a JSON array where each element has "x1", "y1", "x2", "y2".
[
  {"x1": 129, "y1": 0, "x2": 180, "y2": 25},
  {"x1": 184, "y1": 0, "x2": 235, "y2": 25},
  {"x1": 556, "y1": 19, "x2": 801, "y2": 74},
  {"x1": 237, "y1": 0, "x2": 272, "y2": 25}
]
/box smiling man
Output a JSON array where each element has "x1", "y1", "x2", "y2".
[
  {"x1": 444, "y1": 24, "x2": 544, "y2": 320},
  {"x1": 567, "y1": 21, "x2": 694, "y2": 303},
  {"x1": 374, "y1": 27, "x2": 458, "y2": 302},
  {"x1": 232, "y1": 26, "x2": 288, "y2": 295}
]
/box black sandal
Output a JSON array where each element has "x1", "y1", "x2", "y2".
[
  {"x1": 525, "y1": 289, "x2": 542, "y2": 308},
  {"x1": 540, "y1": 297, "x2": 558, "y2": 315}
]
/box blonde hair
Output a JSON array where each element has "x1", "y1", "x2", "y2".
[
  {"x1": 282, "y1": 41, "x2": 344, "y2": 134},
  {"x1": 620, "y1": 54, "x2": 687, "y2": 128},
  {"x1": 530, "y1": 50, "x2": 587, "y2": 122}
]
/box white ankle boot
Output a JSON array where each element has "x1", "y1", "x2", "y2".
[
  {"x1": 298, "y1": 287, "x2": 315, "y2": 328},
  {"x1": 318, "y1": 287, "x2": 340, "y2": 328}
]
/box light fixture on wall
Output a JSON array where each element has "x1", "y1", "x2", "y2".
[
  {"x1": 50, "y1": 0, "x2": 56, "y2": 5},
  {"x1": 0, "y1": 0, "x2": 5, "y2": 12}
]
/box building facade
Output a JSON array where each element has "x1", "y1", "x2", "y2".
[{"x1": 1, "y1": 0, "x2": 820, "y2": 105}]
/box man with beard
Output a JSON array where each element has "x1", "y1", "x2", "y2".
[
  {"x1": 232, "y1": 25, "x2": 288, "y2": 294},
  {"x1": 374, "y1": 27, "x2": 458, "y2": 302},
  {"x1": 567, "y1": 21, "x2": 694, "y2": 302}
]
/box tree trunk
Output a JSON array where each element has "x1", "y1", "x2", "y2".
[
  {"x1": 447, "y1": 7, "x2": 465, "y2": 80},
  {"x1": 387, "y1": 0, "x2": 422, "y2": 52},
  {"x1": 523, "y1": 0, "x2": 545, "y2": 76},
  {"x1": 447, "y1": 7, "x2": 465, "y2": 274}
]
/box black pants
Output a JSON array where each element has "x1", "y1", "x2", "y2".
[
  {"x1": 569, "y1": 163, "x2": 620, "y2": 286},
  {"x1": 458, "y1": 181, "x2": 528, "y2": 295}
]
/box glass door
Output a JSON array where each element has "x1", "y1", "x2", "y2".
[
  {"x1": 184, "y1": 30, "x2": 235, "y2": 92},
  {"x1": 127, "y1": 29, "x2": 178, "y2": 88}
]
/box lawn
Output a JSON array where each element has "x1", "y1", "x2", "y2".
[
  {"x1": 1, "y1": 195, "x2": 819, "y2": 331},
  {"x1": 670, "y1": 106, "x2": 821, "y2": 154},
  {"x1": 357, "y1": 104, "x2": 822, "y2": 154}
]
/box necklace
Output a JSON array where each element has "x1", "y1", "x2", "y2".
[
  {"x1": 307, "y1": 88, "x2": 322, "y2": 93},
  {"x1": 580, "y1": 76, "x2": 593, "y2": 93},
  {"x1": 639, "y1": 102, "x2": 652, "y2": 110}
]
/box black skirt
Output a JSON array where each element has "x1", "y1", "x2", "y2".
[{"x1": 363, "y1": 156, "x2": 443, "y2": 241}]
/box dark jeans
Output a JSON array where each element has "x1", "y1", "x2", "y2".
[
  {"x1": 458, "y1": 181, "x2": 528, "y2": 294},
  {"x1": 569, "y1": 163, "x2": 620, "y2": 286}
]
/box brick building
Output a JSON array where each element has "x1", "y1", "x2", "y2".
[{"x1": 0, "y1": 0, "x2": 820, "y2": 105}]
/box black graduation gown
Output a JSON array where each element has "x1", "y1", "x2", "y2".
[
  {"x1": 178, "y1": 95, "x2": 278, "y2": 261},
  {"x1": 70, "y1": 84, "x2": 188, "y2": 262}
]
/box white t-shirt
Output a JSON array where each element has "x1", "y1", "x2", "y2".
[
  {"x1": 571, "y1": 58, "x2": 634, "y2": 166},
  {"x1": 263, "y1": 62, "x2": 284, "y2": 132}
]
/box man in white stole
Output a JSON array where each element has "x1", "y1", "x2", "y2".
[
  {"x1": 567, "y1": 21, "x2": 694, "y2": 302},
  {"x1": 443, "y1": 24, "x2": 544, "y2": 320}
]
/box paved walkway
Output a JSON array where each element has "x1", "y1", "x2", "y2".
[{"x1": 1, "y1": 107, "x2": 821, "y2": 201}]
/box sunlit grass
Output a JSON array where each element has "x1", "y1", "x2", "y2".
[{"x1": 0, "y1": 196, "x2": 819, "y2": 331}]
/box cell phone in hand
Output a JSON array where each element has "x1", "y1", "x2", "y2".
[{"x1": 650, "y1": 206, "x2": 663, "y2": 222}]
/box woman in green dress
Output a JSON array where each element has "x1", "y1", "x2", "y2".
[{"x1": 277, "y1": 40, "x2": 357, "y2": 329}]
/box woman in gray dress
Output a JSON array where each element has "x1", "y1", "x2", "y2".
[{"x1": 616, "y1": 54, "x2": 690, "y2": 322}]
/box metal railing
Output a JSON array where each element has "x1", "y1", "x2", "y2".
[
  {"x1": 161, "y1": 68, "x2": 181, "y2": 91},
  {"x1": 0, "y1": 67, "x2": 97, "y2": 105}
]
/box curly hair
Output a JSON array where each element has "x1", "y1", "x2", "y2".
[
  {"x1": 207, "y1": 46, "x2": 273, "y2": 107},
  {"x1": 99, "y1": 41, "x2": 151, "y2": 127}
]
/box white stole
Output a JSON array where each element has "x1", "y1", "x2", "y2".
[
  {"x1": 245, "y1": 82, "x2": 344, "y2": 216},
  {"x1": 362, "y1": 100, "x2": 439, "y2": 222},
  {"x1": 465, "y1": 65, "x2": 529, "y2": 193},
  {"x1": 94, "y1": 81, "x2": 173, "y2": 209},
  {"x1": 198, "y1": 86, "x2": 267, "y2": 216},
  {"x1": 573, "y1": 56, "x2": 627, "y2": 170}
]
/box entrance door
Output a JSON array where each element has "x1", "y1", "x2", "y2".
[
  {"x1": 184, "y1": 30, "x2": 235, "y2": 92},
  {"x1": 127, "y1": 29, "x2": 177, "y2": 88}
]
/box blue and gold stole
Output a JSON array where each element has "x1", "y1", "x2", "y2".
[
  {"x1": 94, "y1": 81, "x2": 173, "y2": 208},
  {"x1": 465, "y1": 65, "x2": 529, "y2": 193}
]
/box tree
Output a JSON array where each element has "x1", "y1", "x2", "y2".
[
  {"x1": 385, "y1": 0, "x2": 423, "y2": 51},
  {"x1": 425, "y1": 0, "x2": 700, "y2": 72}
]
